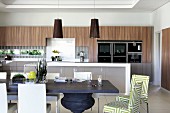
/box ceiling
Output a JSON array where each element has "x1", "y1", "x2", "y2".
[{"x1": 0, "y1": 0, "x2": 169, "y2": 12}]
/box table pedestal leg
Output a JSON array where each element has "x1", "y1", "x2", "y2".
[{"x1": 61, "y1": 93, "x2": 95, "y2": 113}]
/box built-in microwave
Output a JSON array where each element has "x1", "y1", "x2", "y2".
[{"x1": 128, "y1": 42, "x2": 142, "y2": 52}]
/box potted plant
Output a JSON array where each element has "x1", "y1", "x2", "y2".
[{"x1": 51, "y1": 56, "x2": 55, "y2": 61}]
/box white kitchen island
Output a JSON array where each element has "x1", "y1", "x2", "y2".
[{"x1": 25, "y1": 62, "x2": 131, "y2": 94}]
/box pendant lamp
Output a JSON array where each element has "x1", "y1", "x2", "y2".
[
  {"x1": 53, "y1": 0, "x2": 63, "y2": 38},
  {"x1": 90, "y1": 18, "x2": 100, "y2": 38},
  {"x1": 90, "y1": 0, "x2": 100, "y2": 38},
  {"x1": 53, "y1": 19, "x2": 63, "y2": 38}
]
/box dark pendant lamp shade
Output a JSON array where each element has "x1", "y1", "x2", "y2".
[
  {"x1": 90, "y1": 18, "x2": 100, "y2": 38},
  {"x1": 53, "y1": 19, "x2": 63, "y2": 38}
]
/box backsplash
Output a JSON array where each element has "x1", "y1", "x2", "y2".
[
  {"x1": 75, "y1": 46, "x2": 88, "y2": 59},
  {"x1": 0, "y1": 46, "x2": 89, "y2": 60},
  {"x1": 0, "y1": 46, "x2": 45, "y2": 58}
]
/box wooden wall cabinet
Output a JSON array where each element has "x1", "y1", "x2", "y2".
[
  {"x1": 0, "y1": 27, "x2": 5, "y2": 46},
  {"x1": 0, "y1": 26, "x2": 153, "y2": 63},
  {"x1": 0, "y1": 26, "x2": 53, "y2": 46},
  {"x1": 63, "y1": 26, "x2": 153, "y2": 63}
]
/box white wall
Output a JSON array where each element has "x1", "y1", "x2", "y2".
[
  {"x1": 152, "y1": 2, "x2": 170, "y2": 32},
  {"x1": 152, "y1": 2, "x2": 170, "y2": 86},
  {"x1": 0, "y1": 12, "x2": 152, "y2": 26}
]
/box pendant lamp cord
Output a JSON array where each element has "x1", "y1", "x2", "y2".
[
  {"x1": 94, "y1": 0, "x2": 96, "y2": 18},
  {"x1": 58, "y1": 0, "x2": 60, "y2": 19}
]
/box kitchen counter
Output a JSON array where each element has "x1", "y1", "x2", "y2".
[
  {"x1": 24, "y1": 62, "x2": 130, "y2": 94},
  {"x1": 47, "y1": 62, "x2": 130, "y2": 67},
  {"x1": 0, "y1": 59, "x2": 130, "y2": 94},
  {"x1": 0, "y1": 58, "x2": 89, "y2": 62}
]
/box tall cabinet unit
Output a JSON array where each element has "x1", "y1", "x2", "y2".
[
  {"x1": 162, "y1": 28, "x2": 170, "y2": 90},
  {"x1": 98, "y1": 41, "x2": 142, "y2": 63}
]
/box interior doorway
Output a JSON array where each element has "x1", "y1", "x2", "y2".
[{"x1": 154, "y1": 32, "x2": 161, "y2": 86}]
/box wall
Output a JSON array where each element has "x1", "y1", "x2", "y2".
[
  {"x1": 152, "y1": 2, "x2": 170, "y2": 86},
  {"x1": 152, "y1": 2, "x2": 170, "y2": 32},
  {"x1": 0, "y1": 12, "x2": 152, "y2": 26}
]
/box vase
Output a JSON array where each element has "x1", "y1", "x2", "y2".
[
  {"x1": 36, "y1": 72, "x2": 47, "y2": 83},
  {"x1": 36, "y1": 59, "x2": 47, "y2": 83},
  {"x1": 37, "y1": 76, "x2": 47, "y2": 83}
]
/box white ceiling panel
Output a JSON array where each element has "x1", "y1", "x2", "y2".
[{"x1": 0, "y1": 0, "x2": 169, "y2": 12}]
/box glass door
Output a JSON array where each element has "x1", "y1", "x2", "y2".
[
  {"x1": 113, "y1": 43, "x2": 127, "y2": 63},
  {"x1": 98, "y1": 43, "x2": 111, "y2": 63},
  {"x1": 114, "y1": 43, "x2": 126, "y2": 56}
]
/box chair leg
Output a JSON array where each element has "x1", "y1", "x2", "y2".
[
  {"x1": 56, "y1": 100, "x2": 60, "y2": 113},
  {"x1": 147, "y1": 102, "x2": 149, "y2": 113},
  {"x1": 98, "y1": 98, "x2": 99, "y2": 113}
]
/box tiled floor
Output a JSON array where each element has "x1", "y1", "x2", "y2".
[{"x1": 50, "y1": 85, "x2": 170, "y2": 113}]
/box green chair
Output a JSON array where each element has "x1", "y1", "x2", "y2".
[
  {"x1": 103, "y1": 81, "x2": 143, "y2": 113},
  {"x1": 116, "y1": 75, "x2": 150, "y2": 113}
]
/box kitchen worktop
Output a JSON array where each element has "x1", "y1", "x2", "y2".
[
  {"x1": 22, "y1": 61, "x2": 130, "y2": 67},
  {"x1": 23, "y1": 62, "x2": 130, "y2": 94},
  {"x1": 0, "y1": 58, "x2": 89, "y2": 62},
  {"x1": 46, "y1": 62, "x2": 130, "y2": 67}
]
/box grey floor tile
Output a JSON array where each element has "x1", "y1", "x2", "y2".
[{"x1": 50, "y1": 85, "x2": 170, "y2": 113}]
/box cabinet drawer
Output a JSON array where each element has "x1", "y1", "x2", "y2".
[
  {"x1": 113, "y1": 57, "x2": 126, "y2": 63},
  {"x1": 98, "y1": 57, "x2": 111, "y2": 63}
]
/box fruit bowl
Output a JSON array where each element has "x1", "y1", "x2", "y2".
[{"x1": 12, "y1": 74, "x2": 26, "y2": 84}]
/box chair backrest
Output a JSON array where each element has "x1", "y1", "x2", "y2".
[
  {"x1": 10, "y1": 72, "x2": 27, "y2": 79},
  {"x1": 0, "y1": 72, "x2": 7, "y2": 79},
  {"x1": 74, "y1": 72, "x2": 92, "y2": 80},
  {"x1": 18, "y1": 84, "x2": 46, "y2": 113},
  {"x1": 131, "y1": 75, "x2": 149, "y2": 98},
  {"x1": 128, "y1": 81, "x2": 143, "y2": 113},
  {"x1": 0, "y1": 83, "x2": 8, "y2": 113},
  {"x1": 46, "y1": 73, "x2": 60, "y2": 79}
]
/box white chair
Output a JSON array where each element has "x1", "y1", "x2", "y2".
[
  {"x1": 0, "y1": 72, "x2": 7, "y2": 79},
  {"x1": 46, "y1": 73, "x2": 60, "y2": 113},
  {"x1": 18, "y1": 84, "x2": 51, "y2": 113},
  {"x1": 46, "y1": 73, "x2": 60, "y2": 79},
  {"x1": 74, "y1": 72, "x2": 92, "y2": 80},
  {"x1": 0, "y1": 83, "x2": 17, "y2": 113},
  {"x1": 0, "y1": 72, "x2": 17, "y2": 102}
]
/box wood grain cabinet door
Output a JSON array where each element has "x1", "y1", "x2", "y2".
[
  {"x1": 0, "y1": 27, "x2": 6, "y2": 46},
  {"x1": 0, "y1": 26, "x2": 53, "y2": 46}
]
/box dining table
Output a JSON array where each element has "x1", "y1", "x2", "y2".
[{"x1": 1, "y1": 79, "x2": 119, "y2": 113}]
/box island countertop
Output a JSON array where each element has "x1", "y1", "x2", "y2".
[
  {"x1": 46, "y1": 62, "x2": 130, "y2": 67},
  {"x1": 24, "y1": 62, "x2": 130, "y2": 95}
]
